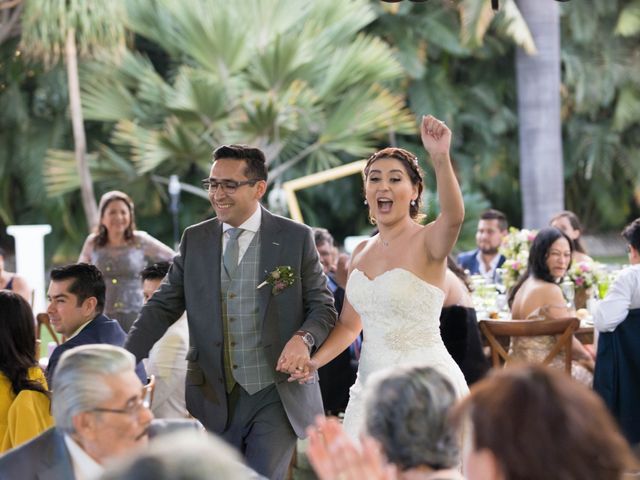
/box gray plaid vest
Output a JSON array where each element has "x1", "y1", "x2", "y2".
[{"x1": 221, "y1": 231, "x2": 274, "y2": 394}]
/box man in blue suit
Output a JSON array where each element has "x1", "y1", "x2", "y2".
[
  {"x1": 45, "y1": 263, "x2": 146, "y2": 384},
  {"x1": 457, "y1": 209, "x2": 508, "y2": 281}
]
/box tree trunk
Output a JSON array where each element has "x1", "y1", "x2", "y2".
[
  {"x1": 65, "y1": 28, "x2": 99, "y2": 230},
  {"x1": 516, "y1": 0, "x2": 564, "y2": 229}
]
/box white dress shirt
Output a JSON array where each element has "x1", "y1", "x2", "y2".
[
  {"x1": 475, "y1": 250, "x2": 501, "y2": 282},
  {"x1": 64, "y1": 435, "x2": 104, "y2": 480},
  {"x1": 145, "y1": 313, "x2": 189, "y2": 418},
  {"x1": 593, "y1": 264, "x2": 640, "y2": 332},
  {"x1": 222, "y1": 205, "x2": 262, "y2": 265}
]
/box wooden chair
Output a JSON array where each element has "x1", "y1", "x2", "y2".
[
  {"x1": 479, "y1": 317, "x2": 580, "y2": 374},
  {"x1": 36, "y1": 313, "x2": 62, "y2": 352}
]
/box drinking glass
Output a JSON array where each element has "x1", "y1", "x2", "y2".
[{"x1": 561, "y1": 280, "x2": 575, "y2": 309}]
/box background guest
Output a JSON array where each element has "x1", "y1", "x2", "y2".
[
  {"x1": 313, "y1": 227, "x2": 359, "y2": 415},
  {"x1": 0, "y1": 247, "x2": 31, "y2": 303},
  {"x1": 0, "y1": 345, "x2": 154, "y2": 480},
  {"x1": 0, "y1": 291, "x2": 53, "y2": 454},
  {"x1": 78, "y1": 190, "x2": 174, "y2": 332},
  {"x1": 452, "y1": 365, "x2": 637, "y2": 480},
  {"x1": 593, "y1": 218, "x2": 640, "y2": 446},
  {"x1": 457, "y1": 209, "x2": 508, "y2": 282},
  {"x1": 440, "y1": 257, "x2": 490, "y2": 385},
  {"x1": 100, "y1": 431, "x2": 262, "y2": 480},
  {"x1": 45, "y1": 263, "x2": 146, "y2": 385},
  {"x1": 508, "y1": 227, "x2": 593, "y2": 384},
  {"x1": 308, "y1": 366, "x2": 463, "y2": 480},
  {"x1": 140, "y1": 262, "x2": 189, "y2": 419},
  {"x1": 550, "y1": 210, "x2": 593, "y2": 263}
]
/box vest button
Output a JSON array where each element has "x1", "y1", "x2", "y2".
[
  {"x1": 229, "y1": 293, "x2": 236, "y2": 299},
  {"x1": 230, "y1": 341, "x2": 237, "y2": 347},
  {"x1": 215, "y1": 342, "x2": 222, "y2": 347},
  {"x1": 232, "y1": 364, "x2": 238, "y2": 369},
  {"x1": 229, "y1": 317, "x2": 235, "y2": 322}
]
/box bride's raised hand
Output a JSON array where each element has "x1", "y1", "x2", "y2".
[{"x1": 420, "y1": 115, "x2": 451, "y2": 160}]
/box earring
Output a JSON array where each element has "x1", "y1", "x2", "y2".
[
  {"x1": 364, "y1": 199, "x2": 368, "y2": 205},
  {"x1": 410, "y1": 200, "x2": 416, "y2": 207}
]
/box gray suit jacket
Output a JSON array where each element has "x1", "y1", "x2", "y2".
[
  {"x1": 0, "y1": 421, "x2": 214, "y2": 480},
  {"x1": 125, "y1": 207, "x2": 337, "y2": 436},
  {"x1": 0, "y1": 428, "x2": 72, "y2": 480}
]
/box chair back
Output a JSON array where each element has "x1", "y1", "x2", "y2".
[
  {"x1": 36, "y1": 313, "x2": 62, "y2": 350},
  {"x1": 479, "y1": 317, "x2": 580, "y2": 373}
]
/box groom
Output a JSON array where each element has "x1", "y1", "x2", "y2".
[{"x1": 125, "y1": 145, "x2": 337, "y2": 479}]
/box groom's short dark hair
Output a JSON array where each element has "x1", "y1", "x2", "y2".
[{"x1": 213, "y1": 144, "x2": 268, "y2": 182}]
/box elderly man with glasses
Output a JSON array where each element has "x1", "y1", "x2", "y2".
[{"x1": 0, "y1": 344, "x2": 155, "y2": 480}]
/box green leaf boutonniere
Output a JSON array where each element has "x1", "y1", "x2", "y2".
[{"x1": 257, "y1": 266, "x2": 295, "y2": 295}]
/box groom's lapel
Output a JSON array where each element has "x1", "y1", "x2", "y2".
[{"x1": 258, "y1": 207, "x2": 282, "y2": 321}]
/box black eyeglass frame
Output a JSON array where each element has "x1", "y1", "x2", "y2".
[{"x1": 201, "y1": 178, "x2": 261, "y2": 194}]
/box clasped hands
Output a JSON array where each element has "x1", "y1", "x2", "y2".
[{"x1": 276, "y1": 335, "x2": 318, "y2": 383}]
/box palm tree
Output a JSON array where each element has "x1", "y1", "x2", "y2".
[
  {"x1": 515, "y1": 0, "x2": 564, "y2": 228},
  {"x1": 19, "y1": 1, "x2": 126, "y2": 229},
  {"x1": 43, "y1": 0, "x2": 416, "y2": 230}
]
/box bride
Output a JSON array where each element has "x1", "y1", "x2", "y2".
[{"x1": 291, "y1": 115, "x2": 469, "y2": 437}]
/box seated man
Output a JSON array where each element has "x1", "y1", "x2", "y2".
[
  {"x1": 594, "y1": 218, "x2": 640, "y2": 446},
  {"x1": 140, "y1": 262, "x2": 189, "y2": 419},
  {"x1": 0, "y1": 345, "x2": 154, "y2": 479},
  {"x1": 457, "y1": 208, "x2": 508, "y2": 281},
  {"x1": 45, "y1": 263, "x2": 146, "y2": 384}
]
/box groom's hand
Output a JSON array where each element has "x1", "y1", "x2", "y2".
[{"x1": 276, "y1": 335, "x2": 311, "y2": 375}]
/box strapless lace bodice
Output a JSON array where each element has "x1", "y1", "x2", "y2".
[
  {"x1": 347, "y1": 268, "x2": 445, "y2": 355},
  {"x1": 342, "y1": 268, "x2": 468, "y2": 438}
]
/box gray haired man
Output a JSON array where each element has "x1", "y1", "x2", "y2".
[{"x1": 0, "y1": 344, "x2": 154, "y2": 480}]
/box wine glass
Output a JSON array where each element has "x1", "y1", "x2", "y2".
[
  {"x1": 494, "y1": 268, "x2": 507, "y2": 294},
  {"x1": 561, "y1": 280, "x2": 575, "y2": 309}
]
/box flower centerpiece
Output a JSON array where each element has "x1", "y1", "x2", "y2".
[
  {"x1": 498, "y1": 227, "x2": 537, "y2": 291},
  {"x1": 566, "y1": 260, "x2": 604, "y2": 309}
]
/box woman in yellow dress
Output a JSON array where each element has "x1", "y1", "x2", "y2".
[{"x1": 0, "y1": 291, "x2": 53, "y2": 453}]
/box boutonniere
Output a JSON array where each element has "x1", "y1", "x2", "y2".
[{"x1": 257, "y1": 266, "x2": 295, "y2": 295}]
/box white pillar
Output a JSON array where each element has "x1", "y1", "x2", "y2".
[{"x1": 7, "y1": 224, "x2": 52, "y2": 312}]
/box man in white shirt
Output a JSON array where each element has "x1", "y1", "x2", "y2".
[
  {"x1": 0, "y1": 345, "x2": 153, "y2": 480},
  {"x1": 594, "y1": 218, "x2": 640, "y2": 332},
  {"x1": 140, "y1": 262, "x2": 189, "y2": 419}
]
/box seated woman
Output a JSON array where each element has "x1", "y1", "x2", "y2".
[
  {"x1": 308, "y1": 365, "x2": 463, "y2": 480},
  {"x1": 508, "y1": 227, "x2": 593, "y2": 385},
  {"x1": 440, "y1": 257, "x2": 490, "y2": 385},
  {"x1": 550, "y1": 210, "x2": 593, "y2": 264},
  {"x1": 0, "y1": 291, "x2": 53, "y2": 453},
  {"x1": 452, "y1": 365, "x2": 637, "y2": 480},
  {"x1": 0, "y1": 247, "x2": 31, "y2": 303}
]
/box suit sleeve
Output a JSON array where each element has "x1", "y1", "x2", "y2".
[
  {"x1": 125, "y1": 230, "x2": 187, "y2": 363},
  {"x1": 298, "y1": 228, "x2": 337, "y2": 347}
]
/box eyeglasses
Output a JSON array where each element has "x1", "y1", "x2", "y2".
[
  {"x1": 201, "y1": 178, "x2": 260, "y2": 194},
  {"x1": 91, "y1": 375, "x2": 155, "y2": 418}
]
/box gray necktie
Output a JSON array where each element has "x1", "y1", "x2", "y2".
[{"x1": 223, "y1": 228, "x2": 243, "y2": 278}]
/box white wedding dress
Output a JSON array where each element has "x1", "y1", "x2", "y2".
[{"x1": 341, "y1": 268, "x2": 469, "y2": 438}]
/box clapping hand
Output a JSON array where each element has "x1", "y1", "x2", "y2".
[
  {"x1": 307, "y1": 416, "x2": 397, "y2": 480},
  {"x1": 420, "y1": 114, "x2": 451, "y2": 160}
]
